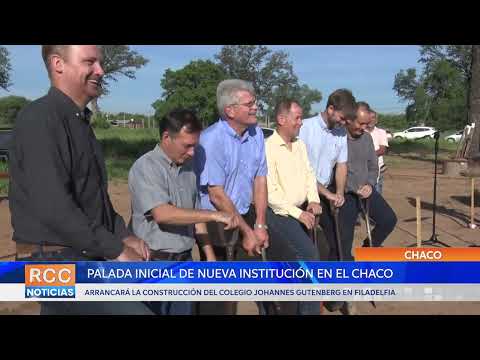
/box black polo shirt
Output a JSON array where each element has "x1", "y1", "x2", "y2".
[{"x1": 8, "y1": 87, "x2": 128, "y2": 259}]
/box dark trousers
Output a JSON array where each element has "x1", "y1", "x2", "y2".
[
  {"x1": 195, "y1": 207, "x2": 260, "y2": 315},
  {"x1": 18, "y1": 247, "x2": 154, "y2": 315},
  {"x1": 318, "y1": 198, "x2": 341, "y2": 261},
  {"x1": 263, "y1": 208, "x2": 321, "y2": 315},
  {"x1": 145, "y1": 251, "x2": 193, "y2": 315},
  {"x1": 320, "y1": 189, "x2": 397, "y2": 261}
]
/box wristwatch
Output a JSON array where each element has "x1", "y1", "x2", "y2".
[{"x1": 254, "y1": 223, "x2": 269, "y2": 230}]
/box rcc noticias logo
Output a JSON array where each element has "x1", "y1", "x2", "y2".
[{"x1": 24, "y1": 264, "x2": 76, "y2": 298}]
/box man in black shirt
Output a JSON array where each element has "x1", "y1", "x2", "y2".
[{"x1": 9, "y1": 45, "x2": 153, "y2": 315}]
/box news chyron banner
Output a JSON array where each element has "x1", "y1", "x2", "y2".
[{"x1": 1, "y1": 248, "x2": 480, "y2": 301}]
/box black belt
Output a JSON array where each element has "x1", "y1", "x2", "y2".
[
  {"x1": 16, "y1": 243, "x2": 70, "y2": 259},
  {"x1": 150, "y1": 249, "x2": 192, "y2": 261}
]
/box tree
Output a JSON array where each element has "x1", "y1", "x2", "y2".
[
  {"x1": 0, "y1": 96, "x2": 30, "y2": 126},
  {"x1": 269, "y1": 83, "x2": 322, "y2": 120},
  {"x1": 152, "y1": 60, "x2": 227, "y2": 127},
  {"x1": 0, "y1": 46, "x2": 12, "y2": 91},
  {"x1": 215, "y1": 45, "x2": 321, "y2": 118},
  {"x1": 419, "y1": 45, "x2": 472, "y2": 81},
  {"x1": 90, "y1": 45, "x2": 149, "y2": 116},
  {"x1": 467, "y1": 45, "x2": 480, "y2": 159},
  {"x1": 393, "y1": 68, "x2": 418, "y2": 102},
  {"x1": 393, "y1": 46, "x2": 471, "y2": 130}
]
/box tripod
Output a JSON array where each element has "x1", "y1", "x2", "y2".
[{"x1": 419, "y1": 131, "x2": 450, "y2": 247}]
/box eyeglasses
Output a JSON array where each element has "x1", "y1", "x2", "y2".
[{"x1": 231, "y1": 99, "x2": 257, "y2": 108}]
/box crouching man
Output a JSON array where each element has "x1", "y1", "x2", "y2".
[{"x1": 128, "y1": 109, "x2": 234, "y2": 315}]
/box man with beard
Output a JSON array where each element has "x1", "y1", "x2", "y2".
[{"x1": 299, "y1": 89, "x2": 357, "y2": 314}]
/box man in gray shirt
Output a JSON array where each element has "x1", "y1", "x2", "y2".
[
  {"x1": 339, "y1": 103, "x2": 397, "y2": 261},
  {"x1": 129, "y1": 109, "x2": 234, "y2": 315}
]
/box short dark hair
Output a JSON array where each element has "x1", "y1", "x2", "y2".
[
  {"x1": 356, "y1": 101, "x2": 371, "y2": 112},
  {"x1": 274, "y1": 98, "x2": 300, "y2": 121},
  {"x1": 326, "y1": 89, "x2": 357, "y2": 120},
  {"x1": 159, "y1": 109, "x2": 203, "y2": 138},
  {"x1": 41, "y1": 45, "x2": 71, "y2": 78}
]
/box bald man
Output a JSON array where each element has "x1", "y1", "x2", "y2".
[{"x1": 339, "y1": 103, "x2": 397, "y2": 260}]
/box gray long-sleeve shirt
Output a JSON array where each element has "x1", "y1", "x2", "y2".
[{"x1": 346, "y1": 132, "x2": 378, "y2": 193}]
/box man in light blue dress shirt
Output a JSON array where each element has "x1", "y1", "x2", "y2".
[{"x1": 299, "y1": 89, "x2": 358, "y2": 315}]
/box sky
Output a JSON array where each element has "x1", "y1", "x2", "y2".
[{"x1": 0, "y1": 45, "x2": 424, "y2": 115}]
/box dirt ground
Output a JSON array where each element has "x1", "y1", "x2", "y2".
[{"x1": 1, "y1": 156, "x2": 480, "y2": 315}]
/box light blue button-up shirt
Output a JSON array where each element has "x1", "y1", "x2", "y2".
[
  {"x1": 299, "y1": 114, "x2": 348, "y2": 187},
  {"x1": 193, "y1": 119, "x2": 267, "y2": 215}
]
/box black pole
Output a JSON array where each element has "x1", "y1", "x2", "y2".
[
  {"x1": 422, "y1": 131, "x2": 450, "y2": 247},
  {"x1": 432, "y1": 133, "x2": 438, "y2": 236}
]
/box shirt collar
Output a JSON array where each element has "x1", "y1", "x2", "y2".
[
  {"x1": 48, "y1": 86, "x2": 92, "y2": 124},
  {"x1": 271, "y1": 130, "x2": 298, "y2": 147},
  {"x1": 154, "y1": 144, "x2": 178, "y2": 168},
  {"x1": 318, "y1": 113, "x2": 329, "y2": 130},
  {"x1": 319, "y1": 113, "x2": 345, "y2": 133},
  {"x1": 220, "y1": 118, "x2": 250, "y2": 143}
]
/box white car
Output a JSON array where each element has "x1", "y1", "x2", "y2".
[
  {"x1": 393, "y1": 127, "x2": 437, "y2": 140},
  {"x1": 444, "y1": 130, "x2": 463, "y2": 143}
]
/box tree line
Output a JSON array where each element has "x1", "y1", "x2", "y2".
[{"x1": 4, "y1": 45, "x2": 478, "y2": 134}]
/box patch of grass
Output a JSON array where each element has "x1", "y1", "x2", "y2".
[
  {"x1": 0, "y1": 161, "x2": 8, "y2": 195},
  {"x1": 390, "y1": 138, "x2": 457, "y2": 154},
  {"x1": 384, "y1": 155, "x2": 428, "y2": 169},
  {"x1": 389, "y1": 138, "x2": 457, "y2": 162},
  {"x1": 1, "y1": 128, "x2": 465, "y2": 184},
  {"x1": 105, "y1": 158, "x2": 135, "y2": 182},
  {"x1": 95, "y1": 128, "x2": 159, "y2": 180}
]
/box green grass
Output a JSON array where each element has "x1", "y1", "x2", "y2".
[
  {"x1": 0, "y1": 161, "x2": 8, "y2": 195},
  {"x1": 95, "y1": 128, "x2": 159, "y2": 181},
  {"x1": 0, "y1": 128, "x2": 160, "y2": 193},
  {"x1": 0, "y1": 128, "x2": 463, "y2": 189},
  {"x1": 389, "y1": 138, "x2": 458, "y2": 160}
]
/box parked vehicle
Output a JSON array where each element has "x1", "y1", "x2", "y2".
[
  {"x1": 386, "y1": 130, "x2": 393, "y2": 140},
  {"x1": 393, "y1": 126, "x2": 437, "y2": 140},
  {"x1": 444, "y1": 130, "x2": 463, "y2": 143}
]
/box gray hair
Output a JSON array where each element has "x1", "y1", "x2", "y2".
[{"x1": 216, "y1": 79, "x2": 255, "y2": 119}]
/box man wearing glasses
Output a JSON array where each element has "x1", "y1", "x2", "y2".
[{"x1": 194, "y1": 79, "x2": 269, "y2": 314}]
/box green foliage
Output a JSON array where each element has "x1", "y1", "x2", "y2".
[
  {"x1": 0, "y1": 46, "x2": 12, "y2": 91},
  {"x1": 152, "y1": 60, "x2": 227, "y2": 126},
  {"x1": 91, "y1": 128, "x2": 460, "y2": 181},
  {"x1": 90, "y1": 45, "x2": 149, "y2": 117},
  {"x1": 91, "y1": 112, "x2": 111, "y2": 129},
  {"x1": 94, "y1": 128, "x2": 158, "y2": 180},
  {"x1": 269, "y1": 84, "x2": 322, "y2": 119},
  {"x1": 377, "y1": 113, "x2": 409, "y2": 131},
  {"x1": 393, "y1": 45, "x2": 471, "y2": 131},
  {"x1": 99, "y1": 45, "x2": 149, "y2": 96},
  {"x1": 0, "y1": 95, "x2": 31, "y2": 126},
  {"x1": 215, "y1": 45, "x2": 322, "y2": 118}
]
